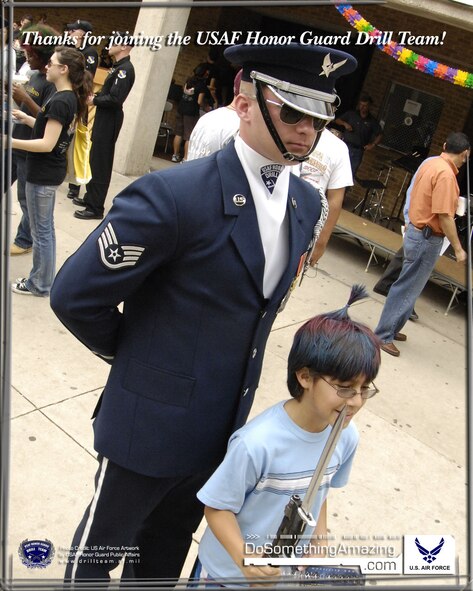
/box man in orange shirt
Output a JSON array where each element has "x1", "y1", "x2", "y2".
[{"x1": 375, "y1": 132, "x2": 469, "y2": 357}]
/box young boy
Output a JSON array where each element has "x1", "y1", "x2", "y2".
[{"x1": 196, "y1": 285, "x2": 381, "y2": 585}]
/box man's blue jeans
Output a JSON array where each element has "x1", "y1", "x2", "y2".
[
  {"x1": 25, "y1": 182, "x2": 58, "y2": 296},
  {"x1": 375, "y1": 224, "x2": 443, "y2": 343},
  {"x1": 13, "y1": 155, "x2": 33, "y2": 249}
]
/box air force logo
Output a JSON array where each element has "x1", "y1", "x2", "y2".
[
  {"x1": 117, "y1": 69, "x2": 127, "y2": 79},
  {"x1": 18, "y1": 539, "x2": 55, "y2": 568},
  {"x1": 415, "y1": 537, "x2": 445, "y2": 563},
  {"x1": 320, "y1": 53, "x2": 348, "y2": 78},
  {"x1": 98, "y1": 222, "x2": 145, "y2": 270},
  {"x1": 403, "y1": 534, "x2": 455, "y2": 574},
  {"x1": 87, "y1": 55, "x2": 96, "y2": 65}
]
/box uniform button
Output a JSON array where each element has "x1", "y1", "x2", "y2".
[
  {"x1": 252, "y1": 348, "x2": 257, "y2": 358},
  {"x1": 242, "y1": 388, "x2": 249, "y2": 397}
]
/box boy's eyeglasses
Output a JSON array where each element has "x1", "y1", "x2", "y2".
[
  {"x1": 264, "y1": 98, "x2": 328, "y2": 132},
  {"x1": 319, "y1": 376, "x2": 379, "y2": 399},
  {"x1": 47, "y1": 60, "x2": 63, "y2": 68}
]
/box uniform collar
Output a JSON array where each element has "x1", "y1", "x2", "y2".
[
  {"x1": 234, "y1": 135, "x2": 290, "y2": 173},
  {"x1": 216, "y1": 141, "x2": 310, "y2": 301},
  {"x1": 113, "y1": 55, "x2": 131, "y2": 68}
]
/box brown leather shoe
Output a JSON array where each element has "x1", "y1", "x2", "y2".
[
  {"x1": 394, "y1": 332, "x2": 407, "y2": 341},
  {"x1": 380, "y1": 342, "x2": 400, "y2": 357},
  {"x1": 10, "y1": 244, "x2": 32, "y2": 256}
]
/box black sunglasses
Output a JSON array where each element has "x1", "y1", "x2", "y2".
[{"x1": 265, "y1": 98, "x2": 328, "y2": 132}]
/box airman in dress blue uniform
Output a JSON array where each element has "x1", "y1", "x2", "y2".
[
  {"x1": 66, "y1": 19, "x2": 99, "y2": 76},
  {"x1": 72, "y1": 32, "x2": 135, "y2": 216},
  {"x1": 51, "y1": 43, "x2": 357, "y2": 583}
]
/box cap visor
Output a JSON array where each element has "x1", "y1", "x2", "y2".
[{"x1": 268, "y1": 85, "x2": 335, "y2": 121}]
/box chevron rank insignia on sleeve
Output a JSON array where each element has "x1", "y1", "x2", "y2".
[{"x1": 98, "y1": 222, "x2": 145, "y2": 270}]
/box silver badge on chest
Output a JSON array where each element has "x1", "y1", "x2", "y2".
[{"x1": 233, "y1": 194, "x2": 246, "y2": 206}]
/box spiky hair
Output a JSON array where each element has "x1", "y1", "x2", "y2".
[{"x1": 287, "y1": 285, "x2": 381, "y2": 398}]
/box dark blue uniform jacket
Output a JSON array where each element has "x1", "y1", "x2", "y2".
[{"x1": 50, "y1": 142, "x2": 321, "y2": 478}]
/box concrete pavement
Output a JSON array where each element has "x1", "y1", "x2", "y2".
[{"x1": 5, "y1": 159, "x2": 468, "y2": 585}]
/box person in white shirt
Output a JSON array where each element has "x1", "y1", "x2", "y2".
[
  {"x1": 187, "y1": 69, "x2": 242, "y2": 162},
  {"x1": 2, "y1": 19, "x2": 18, "y2": 132},
  {"x1": 299, "y1": 128, "x2": 353, "y2": 263},
  {"x1": 2, "y1": 19, "x2": 17, "y2": 82}
]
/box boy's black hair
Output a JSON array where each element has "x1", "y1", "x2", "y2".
[{"x1": 287, "y1": 285, "x2": 381, "y2": 399}]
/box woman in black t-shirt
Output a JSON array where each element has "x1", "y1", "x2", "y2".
[{"x1": 10, "y1": 46, "x2": 92, "y2": 296}]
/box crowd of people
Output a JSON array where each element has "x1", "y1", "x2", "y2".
[
  {"x1": 4, "y1": 15, "x2": 135, "y2": 295},
  {"x1": 3, "y1": 16, "x2": 470, "y2": 587},
  {"x1": 171, "y1": 48, "x2": 235, "y2": 163},
  {"x1": 4, "y1": 13, "x2": 386, "y2": 292}
]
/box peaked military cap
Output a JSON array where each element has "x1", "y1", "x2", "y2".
[
  {"x1": 224, "y1": 43, "x2": 357, "y2": 120},
  {"x1": 67, "y1": 19, "x2": 93, "y2": 33}
]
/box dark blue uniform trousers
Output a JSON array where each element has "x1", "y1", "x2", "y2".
[
  {"x1": 64, "y1": 455, "x2": 213, "y2": 582},
  {"x1": 83, "y1": 109, "x2": 124, "y2": 216}
]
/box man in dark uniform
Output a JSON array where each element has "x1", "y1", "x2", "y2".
[
  {"x1": 50, "y1": 44, "x2": 357, "y2": 583},
  {"x1": 66, "y1": 19, "x2": 99, "y2": 76},
  {"x1": 65, "y1": 19, "x2": 99, "y2": 201},
  {"x1": 73, "y1": 33, "x2": 135, "y2": 219}
]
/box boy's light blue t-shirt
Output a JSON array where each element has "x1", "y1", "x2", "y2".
[{"x1": 197, "y1": 400, "x2": 359, "y2": 580}]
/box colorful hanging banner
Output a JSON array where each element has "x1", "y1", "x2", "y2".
[{"x1": 335, "y1": 3, "x2": 473, "y2": 89}]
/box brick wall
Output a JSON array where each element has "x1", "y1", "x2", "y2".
[
  {"x1": 168, "y1": 8, "x2": 221, "y2": 85},
  {"x1": 346, "y1": 4, "x2": 473, "y2": 213}
]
